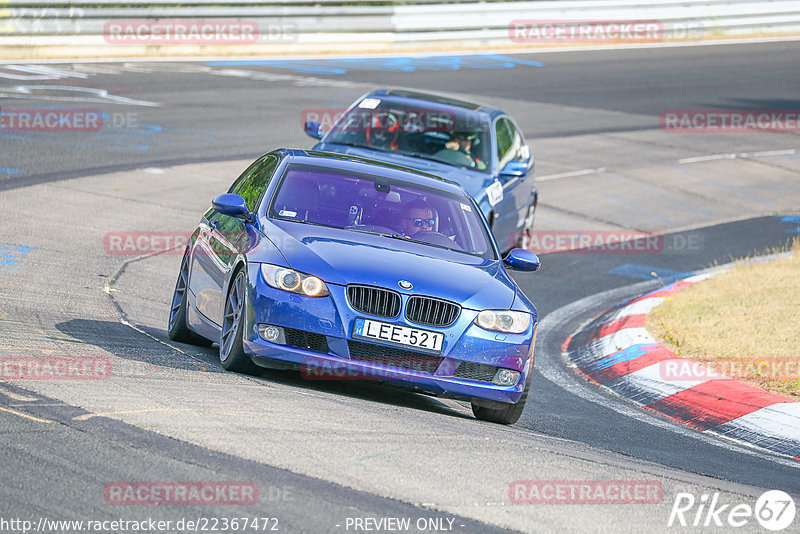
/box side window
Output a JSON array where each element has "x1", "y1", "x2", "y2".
[
  {"x1": 228, "y1": 158, "x2": 262, "y2": 195},
  {"x1": 495, "y1": 117, "x2": 527, "y2": 170},
  {"x1": 495, "y1": 118, "x2": 514, "y2": 164},
  {"x1": 230, "y1": 155, "x2": 279, "y2": 211}
]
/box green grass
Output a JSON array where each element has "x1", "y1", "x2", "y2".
[{"x1": 648, "y1": 238, "x2": 800, "y2": 399}]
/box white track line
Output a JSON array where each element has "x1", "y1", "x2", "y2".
[
  {"x1": 537, "y1": 167, "x2": 606, "y2": 181},
  {"x1": 678, "y1": 150, "x2": 796, "y2": 164},
  {"x1": 540, "y1": 148, "x2": 796, "y2": 182},
  {"x1": 677, "y1": 153, "x2": 737, "y2": 164}
]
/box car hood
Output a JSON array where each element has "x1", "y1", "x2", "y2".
[
  {"x1": 314, "y1": 142, "x2": 490, "y2": 197},
  {"x1": 256, "y1": 220, "x2": 516, "y2": 311}
]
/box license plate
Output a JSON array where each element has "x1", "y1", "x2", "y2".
[{"x1": 352, "y1": 318, "x2": 444, "y2": 354}]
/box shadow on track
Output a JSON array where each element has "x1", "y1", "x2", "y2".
[{"x1": 55, "y1": 318, "x2": 472, "y2": 421}]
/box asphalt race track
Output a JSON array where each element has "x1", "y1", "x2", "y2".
[{"x1": 1, "y1": 42, "x2": 799, "y2": 533}]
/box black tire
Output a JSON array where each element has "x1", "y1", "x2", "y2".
[
  {"x1": 168, "y1": 252, "x2": 213, "y2": 347},
  {"x1": 471, "y1": 366, "x2": 532, "y2": 425},
  {"x1": 514, "y1": 201, "x2": 537, "y2": 250},
  {"x1": 219, "y1": 270, "x2": 258, "y2": 374}
]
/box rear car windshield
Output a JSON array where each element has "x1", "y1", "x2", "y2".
[{"x1": 324, "y1": 99, "x2": 492, "y2": 174}]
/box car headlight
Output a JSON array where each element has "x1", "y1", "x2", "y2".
[
  {"x1": 474, "y1": 310, "x2": 530, "y2": 334},
  {"x1": 260, "y1": 264, "x2": 329, "y2": 297}
]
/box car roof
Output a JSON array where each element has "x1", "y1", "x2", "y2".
[
  {"x1": 366, "y1": 88, "x2": 504, "y2": 117},
  {"x1": 274, "y1": 149, "x2": 470, "y2": 196}
]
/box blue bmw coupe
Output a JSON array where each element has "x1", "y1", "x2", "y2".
[
  {"x1": 168, "y1": 149, "x2": 540, "y2": 424},
  {"x1": 305, "y1": 89, "x2": 537, "y2": 252}
]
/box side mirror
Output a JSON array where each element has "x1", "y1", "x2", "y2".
[
  {"x1": 503, "y1": 248, "x2": 540, "y2": 272},
  {"x1": 212, "y1": 194, "x2": 251, "y2": 220},
  {"x1": 500, "y1": 161, "x2": 528, "y2": 178},
  {"x1": 304, "y1": 120, "x2": 323, "y2": 139}
]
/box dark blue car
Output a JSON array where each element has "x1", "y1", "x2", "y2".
[
  {"x1": 305, "y1": 89, "x2": 537, "y2": 251},
  {"x1": 168, "y1": 149, "x2": 540, "y2": 424}
]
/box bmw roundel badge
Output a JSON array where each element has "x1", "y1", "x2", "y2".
[{"x1": 398, "y1": 280, "x2": 413, "y2": 290}]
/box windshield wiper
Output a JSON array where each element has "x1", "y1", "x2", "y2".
[
  {"x1": 326, "y1": 140, "x2": 365, "y2": 149},
  {"x1": 402, "y1": 151, "x2": 469, "y2": 169},
  {"x1": 346, "y1": 227, "x2": 408, "y2": 240},
  {"x1": 325, "y1": 140, "x2": 388, "y2": 152},
  {"x1": 327, "y1": 140, "x2": 406, "y2": 157},
  {"x1": 346, "y1": 227, "x2": 473, "y2": 255},
  {"x1": 349, "y1": 228, "x2": 444, "y2": 247}
]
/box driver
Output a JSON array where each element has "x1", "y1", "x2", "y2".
[
  {"x1": 400, "y1": 200, "x2": 435, "y2": 237},
  {"x1": 444, "y1": 132, "x2": 473, "y2": 153},
  {"x1": 442, "y1": 132, "x2": 486, "y2": 170}
]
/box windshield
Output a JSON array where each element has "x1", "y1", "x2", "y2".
[
  {"x1": 323, "y1": 98, "x2": 492, "y2": 173},
  {"x1": 268, "y1": 164, "x2": 495, "y2": 258}
]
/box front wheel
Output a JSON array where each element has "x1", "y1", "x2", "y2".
[
  {"x1": 471, "y1": 366, "x2": 532, "y2": 425},
  {"x1": 168, "y1": 252, "x2": 212, "y2": 346},
  {"x1": 219, "y1": 270, "x2": 258, "y2": 374}
]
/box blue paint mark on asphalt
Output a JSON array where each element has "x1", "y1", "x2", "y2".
[
  {"x1": 782, "y1": 216, "x2": 800, "y2": 233},
  {"x1": 206, "y1": 60, "x2": 345, "y2": 74},
  {"x1": 0, "y1": 168, "x2": 23, "y2": 174},
  {"x1": 584, "y1": 344, "x2": 658, "y2": 372},
  {"x1": 0, "y1": 133, "x2": 29, "y2": 141},
  {"x1": 0, "y1": 120, "x2": 162, "y2": 151},
  {"x1": 206, "y1": 54, "x2": 543, "y2": 74},
  {"x1": 481, "y1": 54, "x2": 545, "y2": 67},
  {"x1": 0, "y1": 244, "x2": 34, "y2": 271},
  {"x1": 607, "y1": 263, "x2": 694, "y2": 282}
]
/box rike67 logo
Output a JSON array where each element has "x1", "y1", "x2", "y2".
[{"x1": 669, "y1": 490, "x2": 796, "y2": 530}]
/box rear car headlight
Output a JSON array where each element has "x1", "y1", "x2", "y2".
[
  {"x1": 260, "y1": 264, "x2": 329, "y2": 297},
  {"x1": 474, "y1": 310, "x2": 531, "y2": 334}
]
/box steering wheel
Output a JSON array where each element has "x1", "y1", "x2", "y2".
[
  {"x1": 412, "y1": 230, "x2": 459, "y2": 249},
  {"x1": 366, "y1": 112, "x2": 400, "y2": 149}
]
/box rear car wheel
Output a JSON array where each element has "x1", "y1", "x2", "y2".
[
  {"x1": 168, "y1": 252, "x2": 213, "y2": 347},
  {"x1": 471, "y1": 366, "x2": 532, "y2": 425},
  {"x1": 514, "y1": 201, "x2": 537, "y2": 250},
  {"x1": 219, "y1": 270, "x2": 258, "y2": 374}
]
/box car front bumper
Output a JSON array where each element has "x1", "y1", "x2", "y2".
[{"x1": 242, "y1": 263, "x2": 536, "y2": 405}]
